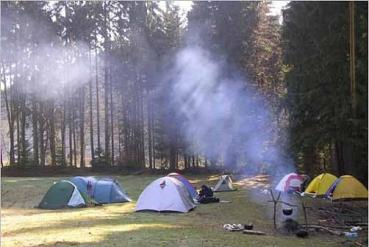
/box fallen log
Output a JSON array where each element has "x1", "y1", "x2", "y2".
[
  {"x1": 304, "y1": 225, "x2": 343, "y2": 236},
  {"x1": 354, "y1": 241, "x2": 367, "y2": 247},
  {"x1": 318, "y1": 225, "x2": 367, "y2": 230},
  {"x1": 344, "y1": 222, "x2": 368, "y2": 226},
  {"x1": 243, "y1": 230, "x2": 266, "y2": 235}
]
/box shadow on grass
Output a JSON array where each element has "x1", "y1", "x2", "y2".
[
  {"x1": 27, "y1": 222, "x2": 342, "y2": 247},
  {"x1": 3, "y1": 206, "x2": 201, "y2": 236},
  {"x1": 29, "y1": 228, "x2": 233, "y2": 247}
]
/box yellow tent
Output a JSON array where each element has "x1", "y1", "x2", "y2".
[
  {"x1": 326, "y1": 175, "x2": 368, "y2": 201},
  {"x1": 304, "y1": 173, "x2": 337, "y2": 196}
]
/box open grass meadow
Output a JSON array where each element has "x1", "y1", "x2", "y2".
[{"x1": 1, "y1": 175, "x2": 345, "y2": 247}]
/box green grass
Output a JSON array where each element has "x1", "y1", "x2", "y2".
[{"x1": 1, "y1": 175, "x2": 343, "y2": 247}]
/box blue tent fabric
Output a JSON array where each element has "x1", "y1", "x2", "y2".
[
  {"x1": 168, "y1": 173, "x2": 198, "y2": 199},
  {"x1": 70, "y1": 176, "x2": 97, "y2": 196},
  {"x1": 325, "y1": 177, "x2": 341, "y2": 197},
  {"x1": 70, "y1": 177, "x2": 131, "y2": 204}
]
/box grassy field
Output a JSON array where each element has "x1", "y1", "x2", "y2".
[{"x1": 1, "y1": 174, "x2": 345, "y2": 247}]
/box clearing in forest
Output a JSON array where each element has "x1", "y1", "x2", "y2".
[{"x1": 1, "y1": 175, "x2": 356, "y2": 247}]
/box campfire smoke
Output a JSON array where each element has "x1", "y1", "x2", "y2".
[
  {"x1": 167, "y1": 45, "x2": 294, "y2": 175},
  {"x1": 165, "y1": 41, "x2": 298, "y2": 226}
]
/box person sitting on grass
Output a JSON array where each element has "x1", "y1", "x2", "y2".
[{"x1": 197, "y1": 185, "x2": 219, "y2": 204}]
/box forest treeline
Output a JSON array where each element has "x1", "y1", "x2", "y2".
[{"x1": 0, "y1": 2, "x2": 367, "y2": 182}]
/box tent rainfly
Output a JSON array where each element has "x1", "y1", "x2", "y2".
[
  {"x1": 39, "y1": 180, "x2": 94, "y2": 209},
  {"x1": 70, "y1": 176, "x2": 131, "y2": 204},
  {"x1": 135, "y1": 177, "x2": 196, "y2": 213},
  {"x1": 325, "y1": 175, "x2": 368, "y2": 201},
  {"x1": 275, "y1": 173, "x2": 304, "y2": 192},
  {"x1": 304, "y1": 173, "x2": 337, "y2": 197},
  {"x1": 167, "y1": 173, "x2": 198, "y2": 198},
  {"x1": 94, "y1": 178, "x2": 131, "y2": 204},
  {"x1": 213, "y1": 175, "x2": 236, "y2": 192}
]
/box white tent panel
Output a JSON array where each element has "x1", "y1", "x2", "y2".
[
  {"x1": 68, "y1": 188, "x2": 85, "y2": 207},
  {"x1": 275, "y1": 173, "x2": 303, "y2": 192},
  {"x1": 214, "y1": 175, "x2": 235, "y2": 192}
]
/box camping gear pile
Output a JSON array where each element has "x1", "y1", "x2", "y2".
[{"x1": 223, "y1": 223, "x2": 266, "y2": 235}]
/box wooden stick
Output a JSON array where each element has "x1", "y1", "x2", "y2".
[
  {"x1": 318, "y1": 224, "x2": 367, "y2": 229},
  {"x1": 305, "y1": 225, "x2": 343, "y2": 236},
  {"x1": 267, "y1": 200, "x2": 298, "y2": 207},
  {"x1": 243, "y1": 230, "x2": 266, "y2": 235},
  {"x1": 301, "y1": 199, "x2": 308, "y2": 231},
  {"x1": 344, "y1": 222, "x2": 368, "y2": 226},
  {"x1": 354, "y1": 241, "x2": 366, "y2": 247},
  {"x1": 270, "y1": 190, "x2": 280, "y2": 229}
]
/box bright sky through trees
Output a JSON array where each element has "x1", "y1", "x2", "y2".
[{"x1": 169, "y1": 1, "x2": 289, "y2": 23}]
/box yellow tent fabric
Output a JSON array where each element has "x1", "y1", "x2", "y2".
[
  {"x1": 304, "y1": 173, "x2": 337, "y2": 196},
  {"x1": 329, "y1": 175, "x2": 368, "y2": 201}
]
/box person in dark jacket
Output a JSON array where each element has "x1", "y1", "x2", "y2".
[{"x1": 197, "y1": 185, "x2": 219, "y2": 204}]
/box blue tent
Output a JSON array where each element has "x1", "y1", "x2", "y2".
[
  {"x1": 70, "y1": 177, "x2": 131, "y2": 204},
  {"x1": 94, "y1": 178, "x2": 131, "y2": 204},
  {"x1": 167, "y1": 173, "x2": 198, "y2": 199}
]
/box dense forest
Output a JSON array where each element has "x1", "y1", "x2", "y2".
[{"x1": 0, "y1": 1, "x2": 367, "y2": 182}]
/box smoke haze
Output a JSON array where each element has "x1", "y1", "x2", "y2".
[{"x1": 167, "y1": 45, "x2": 294, "y2": 180}]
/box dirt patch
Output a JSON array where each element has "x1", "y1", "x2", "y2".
[{"x1": 234, "y1": 175, "x2": 271, "y2": 190}]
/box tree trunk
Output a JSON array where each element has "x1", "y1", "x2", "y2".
[
  {"x1": 61, "y1": 100, "x2": 66, "y2": 166},
  {"x1": 95, "y1": 48, "x2": 101, "y2": 158},
  {"x1": 32, "y1": 98, "x2": 39, "y2": 166},
  {"x1": 80, "y1": 87, "x2": 85, "y2": 168},
  {"x1": 104, "y1": 63, "x2": 110, "y2": 166},
  {"x1": 148, "y1": 97, "x2": 153, "y2": 169},
  {"x1": 39, "y1": 103, "x2": 46, "y2": 166},
  {"x1": 139, "y1": 85, "x2": 145, "y2": 168},
  {"x1": 20, "y1": 97, "x2": 27, "y2": 165},
  {"x1": 303, "y1": 146, "x2": 316, "y2": 175},
  {"x1": 49, "y1": 102, "x2": 56, "y2": 166},
  {"x1": 110, "y1": 70, "x2": 114, "y2": 166},
  {"x1": 72, "y1": 106, "x2": 77, "y2": 167},
  {"x1": 89, "y1": 49, "x2": 95, "y2": 163},
  {"x1": 69, "y1": 97, "x2": 73, "y2": 167},
  {"x1": 337, "y1": 142, "x2": 344, "y2": 175},
  {"x1": 16, "y1": 108, "x2": 21, "y2": 166},
  {"x1": 104, "y1": 3, "x2": 110, "y2": 166},
  {"x1": 2, "y1": 64, "x2": 16, "y2": 166}
]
